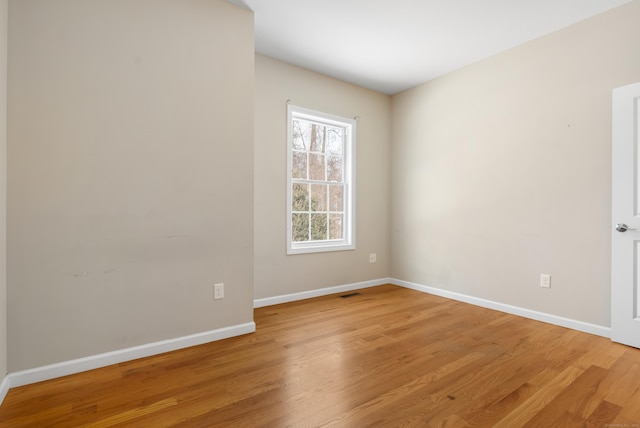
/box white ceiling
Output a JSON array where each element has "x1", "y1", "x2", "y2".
[{"x1": 228, "y1": 0, "x2": 631, "y2": 95}]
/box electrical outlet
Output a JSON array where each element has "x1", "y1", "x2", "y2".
[
  {"x1": 540, "y1": 274, "x2": 551, "y2": 288},
  {"x1": 214, "y1": 283, "x2": 224, "y2": 300},
  {"x1": 369, "y1": 253, "x2": 377, "y2": 263}
]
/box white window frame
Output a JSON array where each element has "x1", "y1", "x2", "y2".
[{"x1": 287, "y1": 104, "x2": 356, "y2": 255}]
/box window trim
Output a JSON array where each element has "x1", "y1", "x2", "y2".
[{"x1": 286, "y1": 104, "x2": 356, "y2": 255}]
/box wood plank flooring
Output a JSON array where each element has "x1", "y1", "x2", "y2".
[{"x1": 1, "y1": 284, "x2": 639, "y2": 427}]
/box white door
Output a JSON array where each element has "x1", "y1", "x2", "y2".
[{"x1": 611, "y1": 81, "x2": 640, "y2": 348}]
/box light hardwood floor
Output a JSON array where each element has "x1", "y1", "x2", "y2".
[{"x1": 1, "y1": 284, "x2": 639, "y2": 427}]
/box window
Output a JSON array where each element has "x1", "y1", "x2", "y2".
[{"x1": 287, "y1": 104, "x2": 355, "y2": 254}]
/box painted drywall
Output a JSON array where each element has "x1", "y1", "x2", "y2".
[
  {"x1": 391, "y1": 0, "x2": 640, "y2": 327},
  {"x1": 8, "y1": 0, "x2": 254, "y2": 371},
  {"x1": 254, "y1": 55, "x2": 391, "y2": 299},
  {"x1": 0, "y1": 0, "x2": 6, "y2": 379}
]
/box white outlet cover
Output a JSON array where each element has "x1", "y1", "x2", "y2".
[
  {"x1": 214, "y1": 283, "x2": 224, "y2": 299},
  {"x1": 540, "y1": 274, "x2": 551, "y2": 288}
]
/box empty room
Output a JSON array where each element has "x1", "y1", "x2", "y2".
[{"x1": 0, "y1": 0, "x2": 639, "y2": 426}]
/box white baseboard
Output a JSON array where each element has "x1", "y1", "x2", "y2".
[
  {"x1": 0, "y1": 375, "x2": 9, "y2": 405},
  {"x1": 6, "y1": 322, "x2": 256, "y2": 389},
  {"x1": 391, "y1": 278, "x2": 611, "y2": 338},
  {"x1": 254, "y1": 278, "x2": 391, "y2": 308},
  {"x1": 0, "y1": 278, "x2": 612, "y2": 407}
]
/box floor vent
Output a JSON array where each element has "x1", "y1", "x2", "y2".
[{"x1": 340, "y1": 292, "x2": 361, "y2": 299}]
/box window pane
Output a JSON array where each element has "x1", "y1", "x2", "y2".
[
  {"x1": 329, "y1": 185, "x2": 343, "y2": 212},
  {"x1": 292, "y1": 120, "x2": 311, "y2": 150},
  {"x1": 327, "y1": 156, "x2": 343, "y2": 182},
  {"x1": 292, "y1": 152, "x2": 307, "y2": 179},
  {"x1": 310, "y1": 184, "x2": 327, "y2": 212},
  {"x1": 310, "y1": 213, "x2": 327, "y2": 241},
  {"x1": 292, "y1": 183, "x2": 309, "y2": 211},
  {"x1": 309, "y1": 123, "x2": 324, "y2": 153},
  {"x1": 329, "y1": 214, "x2": 343, "y2": 240},
  {"x1": 309, "y1": 154, "x2": 325, "y2": 181},
  {"x1": 292, "y1": 213, "x2": 309, "y2": 242},
  {"x1": 326, "y1": 127, "x2": 343, "y2": 155}
]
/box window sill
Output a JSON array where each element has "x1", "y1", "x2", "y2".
[{"x1": 287, "y1": 242, "x2": 355, "y2": 255}]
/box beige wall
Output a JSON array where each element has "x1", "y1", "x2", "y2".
[
  {"x1": 254, "y1": 55, "x2": 391, "y2": 299},
  {"x1": 0, "y1": 0, "x2": 6, "y2": 378},
  {"x1": 391, "y1": 1, "x2": 640, "y2": 327},
  {"x1": 8, "y1": 0, "x2": 254, "y2": 371}
]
